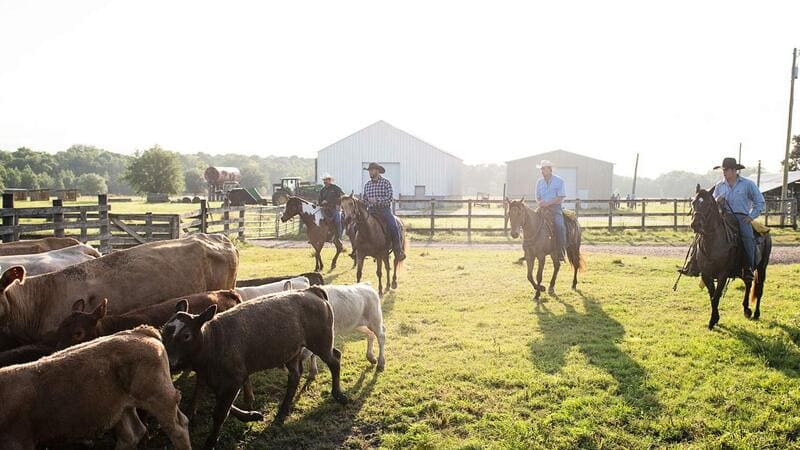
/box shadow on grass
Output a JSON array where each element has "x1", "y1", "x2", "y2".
[
  {"x1": 529, "y1": 290, "x2": 661, "y2": 415},
  {"x1": 719, "y1": 324, "x2": 800, "y2": 377}
]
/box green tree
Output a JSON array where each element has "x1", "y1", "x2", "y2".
[
  {"x1": 37, "y1": 172, "x2": 55, "y2": 189},
  {"x1": 76, "y1": 173, "x2": 108, "y2": 195},
  {"x1": 4, "y1": 167, "x2": 22, "y2": 188},
  {"x1": 184, "y1": 168, "x2": 207, "y2": 195},
  {"x1": 239, "y1": 161, "x2": 268, "y2": 192},
  {"x1": 19, "y1": 166, "x2": 40, "y2": 189},
  {"x1": 788, "y1": 135, "x2": 800, "y2": 171},
  {"x1": 123, "y1": 146, "x2": 185, "y2": 195}
]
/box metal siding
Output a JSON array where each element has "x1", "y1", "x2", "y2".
[{"x1": 506, "y1": 150, "x2": 613, "y2": 201}]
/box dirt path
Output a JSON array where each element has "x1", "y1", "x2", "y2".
[{"x1": 249, "y1": 239, "x2": 800, "y2": 264}]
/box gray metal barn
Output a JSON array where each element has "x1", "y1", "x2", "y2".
[
  {"x1": 316, "y1": 121, "x2": 463, "y2": 199},
  {"x1": 506, "y1": 149, "x2": 614, "y2": 205}
]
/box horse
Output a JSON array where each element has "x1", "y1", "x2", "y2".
[
  {"x1": 340, "y1": 194, "x2": 408, "y2": 295},
  {"x1": 280, "y1": 196, "x2": 344, "y2": 272},
  {"x1": 506, "y1": 198, "x2": 584, "y2": 300},
  {"x1": 690, "y1": 184, "x2": 771, "y2": 330}
]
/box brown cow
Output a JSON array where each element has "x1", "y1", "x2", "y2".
[
  {"x1": 0, "y1": 326, "x2": 191, "y2": 449},
  {"x1": 0, "y1": 233, "x2": 238, "y2": 342},
  {"x1": 0, "y1": 237, "x2": 81, "y2": 256}
]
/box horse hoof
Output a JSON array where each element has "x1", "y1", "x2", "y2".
[
  {"x1": 391, "y1": 282, "x2": 398, "y2": 289},
  {"x1": 708, "y1": 314, "x2": 720, "y2": 330},
  {"x1": 743, "y1": 308, "x2": 752, "y2": 319},
  {"x1": 367, "y1": 355, "x2": 377, "y2": 365},
  {"x1": 753, "y1": 312, "x2": 760, "y2": 320},
  {"x1": 547, "y1": 288, "x2": 556, "y2": 296}
]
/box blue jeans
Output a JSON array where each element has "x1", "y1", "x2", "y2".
[
  {"x1": 324, "y1": 208, "x2": 343, "y2": 239},
  {"x1": 369, "y1": 206, "x2": 400, "y2": 248},
  {"x1": 549, "y1": 205, "x2": 567, "y2": 253},
  {"x1": 735, "y1": 214, "x2": 756, "y2": 269}
]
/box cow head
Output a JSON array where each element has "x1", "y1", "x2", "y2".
[
  {"x1": 55, "y1": 298, "x2": 107, "y2": 349},
  {"x1": 0, "y1": 266, "x2": 25, "y2": 323},
  {"x1": 161, "y1": 299, "x2": 217, "y2": 370}
]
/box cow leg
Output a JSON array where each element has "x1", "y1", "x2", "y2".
[
  {"x1": 139, "y1": 377, "x2": 191, "y2": 450},
  {"x1": 240, "y1": 377, "x2": 255, "y2": 410},
  {"x1": 114, "y1": 408, "x2": 147, "y2": 450},
  {"x1": 300, "y1": 348, "x2": 318, "y2": 392},
  {"x1": 356, "y1": 325, "x2": 378, "y2": 364},
  {"x1": 331, "y1": 236, "x2": 343, "y2": 270},
  {"x1": 317, "y1": 347, "x2": 349, "y2": 404},
  {"x1": 274, "y1": 355, "x2": 303, "y2": 425},
  {"x1": 376, "y1": 324, "x2": 386, "y2": 371},
  {"x1": 203, "y1": 385, "x2": 240, "y2": 450},
  {"x1": 188, "y1": 375, "x2": 206, "y2": 425},
  {"x1": 549, "y1": 255, "x2": 561, "y2": 296}
]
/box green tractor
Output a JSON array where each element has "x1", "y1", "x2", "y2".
[{"x1": 271, "y1": 177, "x2": 323, "y2": 205}]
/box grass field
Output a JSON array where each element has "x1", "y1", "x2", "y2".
[{"x1": 157, "y1": 244, "x2": 800, "y2": 449}]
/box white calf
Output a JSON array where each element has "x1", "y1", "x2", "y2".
[
  {"x1": 235, "y1": 276, "x2": 310, "y2": 301},
  {"x1": 0, "y1": 243, "x2": 100, "y2": 276},
  {"x1": 304, "y1": 283, "x2": 386, "y2": 382}
]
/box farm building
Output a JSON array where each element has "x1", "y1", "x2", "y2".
[
  {"x1": 506, "y1": 149, "x2": 614, "y2": 206},
  {"x1": 746, "y1": 171, "x2": 800, "y2": 200},
  {"x1": 316, "y1": 121, "x2": 464, "y2": 199}
]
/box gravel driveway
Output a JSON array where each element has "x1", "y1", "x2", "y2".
[{"x1": 250, "y1": 240, "x2": 800, "y2": 265}]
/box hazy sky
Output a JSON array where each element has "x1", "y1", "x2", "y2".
[{"x1": 0, "y1": 0, "x2": 798, "y2": 177}]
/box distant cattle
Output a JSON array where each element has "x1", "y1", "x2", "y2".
[
  {"x1": 0, "y1": 243, "x2": 100, "y2": 276},
  {"x1": 0, "y1": 233, "x2": 238, "y2": 342},
  {"x1": 0, "y1": 326, "x2": 191, "y2": 449},
  {"x1": 0, "y1": 237, "x2": 82, "y2": 256}
]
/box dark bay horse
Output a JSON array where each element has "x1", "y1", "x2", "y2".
[
  {"x1": 690, "y1": 185, "x2": 771, "y2": 330},
  {"x1": 506, "y1": 199, "x2": 585, "y2": 300},
  {"x1": 340, "y1": 195, "x2": 408, "y2": 295},
  {"x1": 281, "y1": 196, "x2": 344, "y2": 272}
]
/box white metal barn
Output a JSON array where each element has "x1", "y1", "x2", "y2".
[{"x1": 316, "y1": 121, "x2": 464, "y2": 199}]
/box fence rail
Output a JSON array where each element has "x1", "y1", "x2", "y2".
[{"x1": 1, "y1": 194, "x2": 795, "y2": 251}]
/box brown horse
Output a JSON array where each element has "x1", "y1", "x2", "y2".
[
  {"x1": 690, "y1": 185, "x2": 771, "y2": 330},
  {"x1": 506, "y1": 199, "x2": 584, "y2": 300},
  {"x1": 281, "y1": 196, "x2": 344, "y2": 272},
  {"x1": 340, "y1": 195, "x2": 408, "y2": 295}
]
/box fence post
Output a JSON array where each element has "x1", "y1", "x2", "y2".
[
  {"x1": 52, "y1": 199, "x2": 65, "y2": 238},
  {"x1": 238, "y1": 208, "x2": 246, "y2": 242},
  {"x1": 223, "y1": 206, "x2": 230, "y2": 236},
  {"x1": 765, "y1": 203, "x2": 769, "y2": 227},
  {"x1": 793, "y1": 199, "x2": 798, "y2": 230},
  {"x1": 145, "y1": 213, "x2": 153, "y2": 240},
  {"x1": 80, "y1": 209, "x2": 88, "y2": 242},
  {"x1": 608, "y1": 199, "x2": 614, "y2": 231},
  {"x1": 430, "y1": 201, "x2": 436, "y2": 237},
  {"x1": 2, "y1": 193, "x2": 14, "y2": 243},
  {"x1": 275, "y1": 208, "x2": 281, "y2": 239},
  {"x1": 575, "y1": 198, "x2": 581, "y2": 220},
  {"x1": 98, "y1": 194, "x2": 110, "y2": 254},
  {"x1": 200, "y1": 200, "x2": 208, "y2": 233},
  {"x1": 503, "y1": 201, "x2": 509, "y2": 236},
  {"x1": 640, "y1": 200, "x2": 646, "y2": 230},
  {"x1": 169, "y1": 216, "x2": 180, "y2": 239},
  {"x1": 673, "y1": 199, "x2": 678, "y2": 231},
  {"x1": 467, "y1": 199, "x2": 473, "y2": 243}
]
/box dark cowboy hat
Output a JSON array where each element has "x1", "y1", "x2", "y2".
[
  {"x1": 713, "y1": 157, "x2": 745, "y2": 170},
  {"x1": 363, "y1": 162, "x2": 385, "y2": 174}
]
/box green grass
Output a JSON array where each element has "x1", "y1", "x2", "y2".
[{"x1": 144, "y1": 244, "x2": 800, "y2": 449}]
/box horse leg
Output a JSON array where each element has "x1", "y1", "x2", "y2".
[
  {"x1": 548, "y1": 255, "x2": 561, "y2": 296},
  {"x1": 314, "y1": 243, "x2": 323, "y2": 272},
  {"x1": 754, "y1": 264, "x2": 766, "y2": 320},
  {"x1": 391, "y1": 255, "x2": 398, "y2": 289},
  {"x1": 525, "y1": 255, "x2": 539, "y2": 300},
  {"x1": 534, "y1": 255, "x2": 547, "y2": 300},
  {"x1": 570, "y1": 247, "x2": 579, "y2": 290},
  {"x1": 376, "y1": 256, "x2": 384, "y2": 295},
  {"x1": 331, "y1": 236, "x2": 343, "y2": 270},
  {"x1": 356, "y1": 253, "x2": 365, "y2": 283},
  {"x1": 742, "y1": 275, "x2": 753, "y2": 319},
  {"x1": 384, "y1": 255, "x2": 393, "y2": 290},
  {"x1": 708, "y1": 274, "x2": 726, "y2": 330}
]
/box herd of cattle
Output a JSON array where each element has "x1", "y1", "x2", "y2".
[{"x1": 0, "y1": 235, "x2": 386, "y2": 449}]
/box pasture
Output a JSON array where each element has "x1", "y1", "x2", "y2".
[{"x1": 154, "y1": 244, "x2": 800, "y2": 449}]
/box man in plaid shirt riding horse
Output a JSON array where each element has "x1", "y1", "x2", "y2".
[{"x1": 362, "y1": 162, "x2": 406, "y2": 261}]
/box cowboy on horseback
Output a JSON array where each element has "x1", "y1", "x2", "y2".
[
  {"x1": 535, "y1": 159, "x2": 567, "y2": 261},
  {"x1": 318, "y1": 173, "x2": 344, "y2": 239},
  {"x1": 680, "y1": 157, "x2": 765, "y2": 278},
  {"x1": 362, "y1": 162, "x2": 406, "y2": 262}
]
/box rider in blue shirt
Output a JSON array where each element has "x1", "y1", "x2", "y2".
[
  {"x1": 535, "y1": 160, "x2": 567, "y2": 260},
  {"x1": 712, "y1": 157, "x2": 765, "y2": 273}
]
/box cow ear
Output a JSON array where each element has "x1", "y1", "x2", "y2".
[
  {"x1": 696, "y1": 183, "x2": 701, "y2": 194},
  {"x1": 0, "y1": 266, "x2": 25, "y2": 292},
  {"x1": 174, "y1": 299, "x2": 189, "y2": 313},
  {"x1": 196, "y1": 305, "x2": 217, "y2": 324},
  {"x1": 72, "y1": 299, "x2": 86, "y2": 312},
  {"x1": 708, "y1": 185, "x2": 715, "y2": 196},
  {"x1": 93, "y1": 298, "x2": 108, "y2": 320},
  {"x1": 283, "y1": 280, "x2": 292, "y2": 290}
]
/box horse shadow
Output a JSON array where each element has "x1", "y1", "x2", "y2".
[
  {"x1": 718, "y1": 323, "x2": 800, "y2": 378},
  {"x1": 530, "y1": 290, "x2": 661, "y2": 415}
]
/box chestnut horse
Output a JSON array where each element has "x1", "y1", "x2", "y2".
[{"x1": 281, "y1": 196, "x2": 344, "y2": 272}]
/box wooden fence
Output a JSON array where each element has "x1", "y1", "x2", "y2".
[
  {"x1": 0, "y1": 194, "x2": 300, "y2": 253},
  {"x1": 392, "y1": 197, "x2": 798, "y2": 240}
]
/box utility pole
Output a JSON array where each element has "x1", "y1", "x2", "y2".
[
  {"x1": 757, "y1": 160, "x2": 762, "y2": 188},
  {"x1": 738, "y1": 142, "x2": 742, "y2": 174},
  {"x1": 631, "y1": 153, "x2": 639, "y2": 199},
  {"x1": 781, "y1": 47, "x2": 798, "y2": 225}
]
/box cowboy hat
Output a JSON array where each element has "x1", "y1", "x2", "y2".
[
  {"x1": 713, "y1": 157, "x2": 745, "y2": 170},
  {"x1": 321, "y1": 173, "x2": 334, "y2": 180},
  {"x1": 536, "y1": 159, "x2": 554, "y2": 169},
  {"x1": 363, "y1": 162, "x2": 385, "y2": 174}
]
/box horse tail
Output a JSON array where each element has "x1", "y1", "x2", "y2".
[
  {"x1": 397, "y1": 219, "x2": 409, "y2": 270},
  {"x1": 567, "y1": 247, "x2": 586, "y2": 272},
  {"x1": 749, "y1": 269, "x2": 759, "y2": 309},
  {"x1": 750, "y1": 234, "x2": 771, "y2": 308}
]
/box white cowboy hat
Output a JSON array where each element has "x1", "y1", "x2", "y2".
[
  {"x1": 321, "y1": 173, "x2": 334, "y2": 180},
  {"x1": 536, "y1": 159, "x2": 554, "y2": 169}
]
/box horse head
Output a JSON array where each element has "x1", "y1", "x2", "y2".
[
  {"x1": 340, "y1": 195, "x2": 364, "y2": 223},
  {"x1": 690, "y1": 184, "x2": 717, "y2": 234},
  {"x1": 507, "y1": 198, "x2": 527, "y2": 239},
  {"x1": 280, "y1": 196, "x2": 303, "y2": 223}
]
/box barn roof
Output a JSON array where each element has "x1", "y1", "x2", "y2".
[
  {"x1": 506, "y1": 149, "x2": 613, "y2": 166},
  {"x1": 318, "y1": 120, "x2": 463, "y2": 161},
  {"x1": 745, "y1": 171, "x2": 800, "y2": 194}
]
